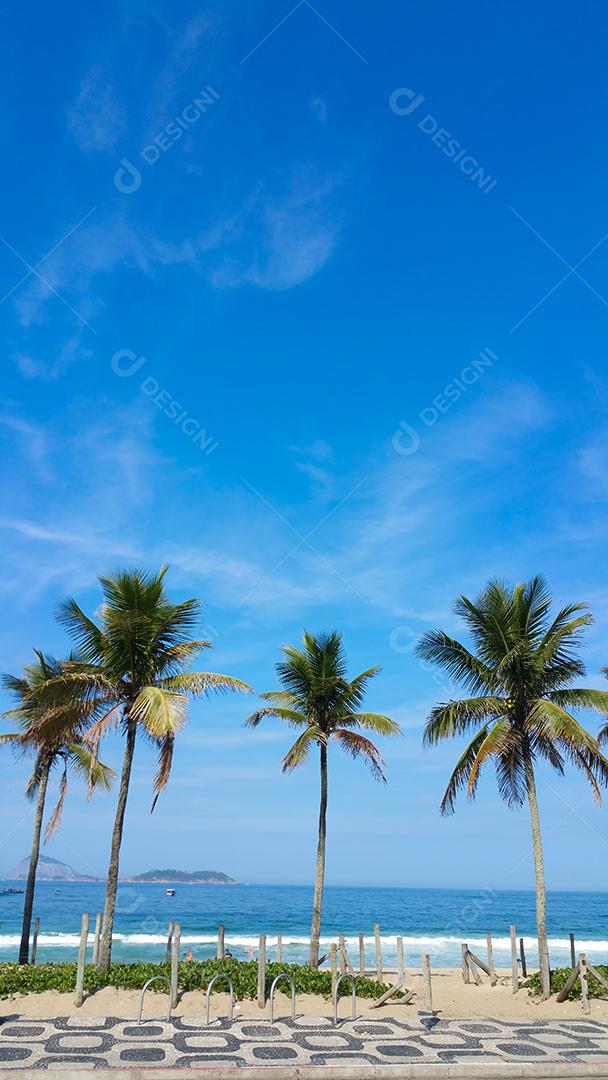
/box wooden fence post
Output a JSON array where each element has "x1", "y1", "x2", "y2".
[
  {"x1": 74, "y1": 912, "x2": 90, "y2": 1007},
  {"x1": 569, "y1": 933, "x2": 576, "y2": 969},
  {"x1": 358, "y1": 933, "x2": 365, "y2": 975},
  {"x1": 30, "y1": 917, "x2": 40, "y2": 965},
  {"x1": 257, "y1": 934, "x2": 267, "y2": 1008},
  {"x1": 461, "y1": 943, "x2": 470, "y2": 984},
  {"x1": 580, "y1": 953, "x2": 590, "y2": 1014},
  {"x1": 170, "y1": 923, "x2": 181, "y2": 1008},
  {"x1": 338, "y1": 934, "x2": 347, "y2": 974},
  {"x1": 486, "y1": 933, "x2": 496, "y2": 986},
  {"x1": 330, "y1": 943, "x2": 338, "y2": 998},
  {"x1": 277, "y1": 933, "x2": 283, "y2": 963},
  {"x1": 519, "y1": 937, "x2": 527, "y2": 978},
  {"x1": 166, "y1": 921, "x2": 174, "y2": 964},
  {"x1": 374, "y1": 924, "x2": 382, "y2": 981},
  {"x1": 510, "y1": 925, "x2": 518, "y2": 994},
  {"x1": 397, "y1": 936, "x2": 405, "y2": 985},
  {"x1": 423, "y1": 954, "x2": 433, "y2": 1011},
  {"x1": 91, "y1": 913, "x2": 102, "y2": 967},
  {"x1": 217, "y1": 924, "x2": 225, "y2": 960}
]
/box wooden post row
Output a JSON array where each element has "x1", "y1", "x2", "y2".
[
  {"x1": 519, "y1": 937, "x2": 527, "y2": 978},
  {"x1": 170, "y1": 923, "x2": 181, "y2": 1008},
  {"x1": 30, "y1": 917, "x2": 40, "y2": 965},
  {"x1": 358, "y1": 933, "x2": 365, "y2": 975},
  {"x1": 74, "y1": 912, "x2": 90, "y2": 1008},
  {"x1": 338, "y1": 934, "x2": 347, "y2": 974},
  {"x1": 510, "y1": 925, "x2": 518, "y2": 994},
  {"x1": 580, "y1": 953, "x2": 590, "y2": 1015},
  {"x1": 330, "y1": 943, "x2": 338, "y2": 998},
  {"x1": 461, "y1": 943, "x2": 470, "y2": 984},
  {"x1": 423, "y1": 954, "x2": 433, "y2": 1011},
  {"x1": 374, "y1": 924, "x2": 382, "y2": 981},
  {"x1": 396, "y1": 935, "x2": 405, "y2": 985},
  {"x1": 486, "y1": 932, "x2": 497, "y2": 987},
  {"x1": 257, "y1": 934, "x2": 267, "y2": 1009},
  {"x1": 91, "y1": 913, "x2": 102, "y2": 967}
]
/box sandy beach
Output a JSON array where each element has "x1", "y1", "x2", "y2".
[{"x1": 3, "y1": 968, "x2": 607, "y2": 1022}]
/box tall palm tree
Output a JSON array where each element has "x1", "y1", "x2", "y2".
[
  {"x1": 51, "y1": 566, "x2": 252, "y2": 971},
  {"x1": 1, "y1": 651, "x2": 114, "y2": 964},
  {"x1": 246, "y1": 631, "x2": 401, "y2": 967},
  {"x1": 416, "y1": 576, "x2": 608, "y2": 999}
]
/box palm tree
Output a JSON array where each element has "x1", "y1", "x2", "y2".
[
  {"x1": 1, "y1": 651, "x2": 114, "y2": 964},
  {"x1": 246, "y1": 631, "x2": 401, "y2": 967},
  {"x1": 52, "y1": 565, "x2": 252, "y2": 971},
  {"x1": 416, "y1": 576, "x2": 608, "y2": 999}
]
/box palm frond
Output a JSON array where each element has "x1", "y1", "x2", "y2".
[
  {"x1": 423, "y1": 697, "x2": 507, "y2": 746},
  {"x1": 65, "y1": 743, "x2": 115, "y2": 791},
  {"x1": 415, "y1": 630, "x2": 494, "y2": 693},
  {"x1": 245, "y1": 707, "x2": 308, "y2": 727},
  {"x1": 159, "y1": 672, "x2": 253, "y2": 696},
  {"x1": 44, "y1": 763, "x2": 68, "y2": 841},
  {"x1": 438, "y1": 725, "x2": 491, "y2": 814},
  {"x1": 151, "y1": 734, "x2": 175, "y2": 812},
  {"x1": 281, "y1": 726, "x2": 324, "y2": 771},
  {"x1": 130, "y1": 686, "x2": 188, "y2": 739},
  {"x1": 343, "y1": 712, "x2": 402, "y2": 737},
  {"x1": 332, "y1": 729, "x2": 386, "y2": 782}
]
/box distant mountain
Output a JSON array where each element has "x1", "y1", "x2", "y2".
[
  {"x1": 129, "y1": 869, "x2": 237, "y2": 884},
  {"x1": 7, "y1": 855, "x2": 99, "y2": 881}
]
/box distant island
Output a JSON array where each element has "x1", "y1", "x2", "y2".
[
  {"x1": 4, "y1": 857, "x2": 236, "y2": 885},
  {"x1": 7, "y1": 855, "x2": 99, "y2": 882},
  {"x1": 126, "y1": 869, "x2": 237, "y2": 884}
]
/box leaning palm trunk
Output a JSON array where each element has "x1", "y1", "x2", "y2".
[
  {"x1": 18, "y1": 759, "x2": 50, "y2": 964},
  {"x1": 524, "y1": 757, "x2": 551, "y2": 998},
  {"x1": 309, "y1": 744, "x2": 328, "y2": 968},
  {"x1": 98, "y1": 717, "x2": 137, "y2": 971}
]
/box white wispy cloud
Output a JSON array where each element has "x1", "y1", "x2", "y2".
[
  {"x1": 203, "y1": 169, "x2": 341, "y2": 290},
  {"x1": 66, "y1": 63, "x2": 126, "y2": 152},
  {"x1": 0, "y1": 412, "x2": 52, "y2": 481}
]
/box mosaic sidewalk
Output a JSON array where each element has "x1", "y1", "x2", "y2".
[{"x1": 1, "y1": 1014, "x2": 608, "y2": 1070}]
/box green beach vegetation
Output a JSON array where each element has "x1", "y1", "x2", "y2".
[
  {"x1": 416, "y1": 576, "x2": 608, "y2": 1000},
  {"x1": 246, "y1": 630, "x2": 401, "y2": 967},
  {"x1": 0, "y1": 958, "x2": 402, "y2": 1001}
]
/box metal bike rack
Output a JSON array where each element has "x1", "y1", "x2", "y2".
[
  {"x1": 333, "y1": 973, "x2": 357, "y2": 1025},
  {"x1": 268, "y1": 973, "x2": 296, "y2": 1023},
  {"x1": 204, "y1": 973, "x2": 234, "y2": 1026},
  {"x1": 137, "y1": 976, "x2": 172, "y2": 1024}
]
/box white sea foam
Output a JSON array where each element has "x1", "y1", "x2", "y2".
[{"x1": 0, "y1": 932, "x2": 606, "y2": 954}]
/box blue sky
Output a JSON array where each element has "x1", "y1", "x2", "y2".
[{"x1": 1, "y1": 0, "x2": 608, "y2": 892}]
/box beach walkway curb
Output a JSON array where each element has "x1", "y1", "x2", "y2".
[{"x1": 2, "y1": 1066, "x2": 608, "y2": 1079}]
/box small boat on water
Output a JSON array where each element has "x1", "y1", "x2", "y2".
[
  {"x1": 166, "y1": 888, "x2": 176, "y2": 897},
  {"x1": 1, "y1": 887, "x2": 24, "y2": 895}
]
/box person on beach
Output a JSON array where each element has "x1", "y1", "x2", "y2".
[{"x1": 186, "y1": 947, "x2": 193, "y2": 962}]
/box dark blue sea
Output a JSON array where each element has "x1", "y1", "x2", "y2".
[{"x1": 1, "y1": 882, "x2": 606, "y2": 968}]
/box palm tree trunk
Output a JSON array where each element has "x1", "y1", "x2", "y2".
[
  {"x1": 309, "y1": 743, "x2": 328, "y2": 968},
  {"x1": 18, "y1": 757, "x2": 50, "y2": 964},
  {"x1": 98, "y1": 715, "x2": 137, "y2": 972},
  {"x1": 524, "y1": 757, "x2": 551, "y2": 998}
]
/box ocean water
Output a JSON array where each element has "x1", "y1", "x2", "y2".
[{"x1": 0, "y1": 882, "x2": 606, "y2": 969}]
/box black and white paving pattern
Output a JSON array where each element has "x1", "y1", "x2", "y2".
[{"x1": 1, "y1": 1014, "x2": 608, "y2": 1069}]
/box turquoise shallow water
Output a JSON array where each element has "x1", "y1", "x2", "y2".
[{"x1": 1, "y1": 882, "x2": 606, "y2": 968}]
